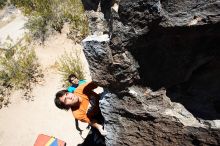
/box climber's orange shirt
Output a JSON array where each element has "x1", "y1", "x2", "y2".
[{"x1": 71, "y1": 82, "x2": 99, "y2": 124}]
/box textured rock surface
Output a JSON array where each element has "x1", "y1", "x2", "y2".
[
  {"x1": 82, "y1": 0, "x2": 116, "y2": 20},
  {"x1": 85, "y1": 10, "x2": 109, "y2": 35},
  {"x1": 83, "y1": 0, "x2": 220, "y2": 145},
  {"x1": 82, "y1": 0, "x2": 119, "y2": 36}
]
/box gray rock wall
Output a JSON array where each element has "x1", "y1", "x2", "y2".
[{"x1": 82, "y1": 0, "x2": 220, "y2": 145}]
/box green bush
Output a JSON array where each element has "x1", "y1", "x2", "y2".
[
  {"x1": 0, "y1": 42, "x2": 43, "y2": 106},
  {"x1": 0, "y1": 0, "x2": 7, "y2": 8},
  {"x1": 57, "y1": 50, "x2": 85, "y2": 87},
  {"x1": 10, "y1": 0, "x2": 89, "y2": 42},
  {"x1": 10, "y1": 0, "x2": 34, "y2": 14},
  {"x1": 63, "y1": 0, "x2": 89, "y2": 43},
  {"x1": 25, "y1": 15, "x2": 48, "y2": 42}
]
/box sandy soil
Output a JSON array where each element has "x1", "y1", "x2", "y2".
[
  {"x1": 0, "y1": 8, "x2": 91, "y2": 146},
  {"x1": 0, "y1": 7, "x2": 27, "y2": 48}
]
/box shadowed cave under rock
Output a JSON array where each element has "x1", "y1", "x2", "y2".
[{"x1": 129, "y1": 22, "x2": 220, "y2": 120}]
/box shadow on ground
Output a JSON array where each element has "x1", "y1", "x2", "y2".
[{"x1": 77, "y1": 128, "x2": 106, "y2": 146}]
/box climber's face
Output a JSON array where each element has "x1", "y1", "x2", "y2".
[
  {"x1": 70, "y1": 77, "x2": 79, "y2": 85},
  {"x1": 59, "y1": 92, "x2": 80, "y2": 106}
]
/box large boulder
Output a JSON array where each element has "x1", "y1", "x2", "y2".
[{"x1": 82, "y1": 0, "x2": 220, "y2": 145}]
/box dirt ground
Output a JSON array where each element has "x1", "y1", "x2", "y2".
[{"x1": 0, "y1": 7, "x2": 91, "y2": 146}]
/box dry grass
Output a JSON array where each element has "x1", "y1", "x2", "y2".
[
  {"x1": 0, "y1": 40, "x2": 43, "y2": 108},
  {"x1": 57, "y1": 49, "x2": 85, "y2": 87},
  {"x1": 11, "y1": 0, "x2": 89, "y2": 43}
]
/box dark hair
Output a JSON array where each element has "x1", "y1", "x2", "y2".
[
  {"x1": 68, "y1": 74, "x2": 77, "y2": 83},
  {"x1": 54, "y1": 90, "x2": 70, "y2": 110}
]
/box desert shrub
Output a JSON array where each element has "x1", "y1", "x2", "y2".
[
  {"x1": 0, "y1": 0, "x2": 7, "y2": 8},
  {"x1": 0, "y1": 41, "x2": 43, "y2": 107},
  {"x1": 10, "y1": 0, "x2": 89, "y2": 43},
  {"x1": 57, "y1": 50, "x2": 85, "y2": 87},
  {"x1": 67, "y1": 14, "x2": 89, "y2": 44},
  {"x1": 25, "y1": 15, "x2": 49, "y2": 42},
  {"x1": 63, "y1": 0, "x2": 89, "y2": 43},
  {"x1": 10, "y1": 0, "x2": 34, "y2": 14}
]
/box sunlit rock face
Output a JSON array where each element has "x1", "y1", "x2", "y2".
[{"x1": 83, "y1": 0, "x2": 220, "y2": 145}]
